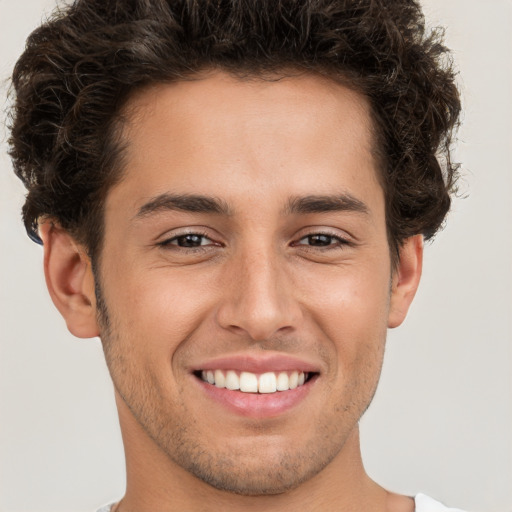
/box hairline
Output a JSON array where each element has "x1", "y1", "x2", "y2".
[{"x1": 85, "y1": 67, "x2": 398, "y2": 273}]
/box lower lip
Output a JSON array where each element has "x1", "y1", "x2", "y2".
[{"x1": 196, "y1": 376, "x2": 317, "y2": 418}]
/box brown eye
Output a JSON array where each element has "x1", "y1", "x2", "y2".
[
  {"x1": 168, "y1": 234, "x2": 210, "y2": 247},
  {"x1": 298, "y1": 234, "x2": 339, "y2": 247},
  {"x1": 304, "y1": 234, "x2": 335, "y2": 246},
  {"x1": 294, "y1": 232, "x2": 350, "y2": 250}
]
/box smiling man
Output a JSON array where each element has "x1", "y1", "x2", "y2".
[{"x1": 8, "y1": 1, "x2": 463, "y2": 511}]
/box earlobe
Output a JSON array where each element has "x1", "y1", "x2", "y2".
[
  {"x1": 388, "y1": 234, "x2": 423, "y2": 329},
  {"x1": 39, "y1": 220, "x2": 100, "y2": 338}
]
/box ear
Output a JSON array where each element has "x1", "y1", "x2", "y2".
[
  {"x1": 388, "y1": 234, "x2": 423, "y2": 329},
  {"x1": 39, "y1": 220, "x2": 100, "y2": 338}
]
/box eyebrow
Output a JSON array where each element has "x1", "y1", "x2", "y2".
[
  {"x1": 285, "y1": 194, "x2": 369, "y2": 216},
  {"x1": 135, "y1": 193, "x2": 231, "y2": 219},
  {"x1": 134, "y1": 192, "x2": 369, "y2": 220}
]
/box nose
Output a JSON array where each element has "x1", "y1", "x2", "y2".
[{"x1": 215, "y1": 246, "x2": 302, "y2": 341}]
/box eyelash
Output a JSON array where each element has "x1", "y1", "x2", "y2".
[
  {"x1": 157, "y1": 231, "x2": 218, "y2": 251},
  {"x1": 157, "y1": 231, "x2": 350, "y2": 252},
  {"x1": 294, "y1": 232, "x2": 351, "y2": 250}
]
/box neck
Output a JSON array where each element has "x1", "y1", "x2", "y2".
[{"x1": 116, "y1": 400, "x2": 397, "y2": 512}]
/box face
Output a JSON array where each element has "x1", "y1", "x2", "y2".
[{"x1": 92, "y1": 72, "x2": 413, "y2": 495}]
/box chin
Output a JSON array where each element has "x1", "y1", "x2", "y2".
[
  {"x1": 182, "y1": 455, "x2": 327, "y2": 496},
  {"x1": 158, "y1": 430, "x2": 344, "y2": 497}
]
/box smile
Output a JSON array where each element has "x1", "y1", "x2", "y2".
[{"x1": 198, "y1": 370, "x2": 310, "y2": 393}]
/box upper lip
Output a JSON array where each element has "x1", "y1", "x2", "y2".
[{"x1": 190, "y1": 352, "x2": 321, "y2": 374}]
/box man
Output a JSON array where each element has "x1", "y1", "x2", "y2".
[{"x1": 7, "y1": 0, "x2": 467, "y2": 510}]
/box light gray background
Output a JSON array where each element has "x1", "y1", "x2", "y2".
[{"x1": 1, "y1": 1, "x2": 511, "y2": 511}]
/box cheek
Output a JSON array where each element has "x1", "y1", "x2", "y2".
[
  {"x1": 295, "y1": 261, "x2": 390, "y2": 367},
  {"x1": 102, "y1": 266, "x2": 218, "y2": 356},
  {"x1": 299, "y1": 261, "x2": 391, "y2": 326}
]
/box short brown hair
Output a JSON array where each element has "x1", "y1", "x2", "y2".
[{"x1": 8, "y1": 0, "x2": 461, "y2": 262}]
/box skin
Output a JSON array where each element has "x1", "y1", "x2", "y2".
[{"x1": 40, "y1": 71, "x2": 422, "y2": 511}]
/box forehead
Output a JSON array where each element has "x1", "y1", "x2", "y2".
[{"x1": 109, "y1": 71, "x2": 381, "y2": 216}]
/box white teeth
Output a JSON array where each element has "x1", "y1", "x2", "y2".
[
  {"x1": 289, "y1": 371, "x2": 299, "y2": 389},
  {"x1": 200, "y1": 370, "x2": 309, "y2": 393},
  {"x1": 258, "y1": 372, "x2": 277, "y2": 393},
  {"x1": 225, "y1": 370, "x2": 240, "y2": 390},
  {"x1": 276, "y1": 372, "x2": 289, "y2": 391},
  {"x1": 214, "y1": 369, "x2": 226, "y2": 388},
  {"x1": 240, "y1": 372, "x2": 258, "y2": 392}
]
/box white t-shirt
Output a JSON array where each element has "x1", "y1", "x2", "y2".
[
  {"x1": 97, "y1": 494, "x2": 467, "y2": 511},
  {"x1": 415, "y1": 494, "x2": 467, "y2": 511}
]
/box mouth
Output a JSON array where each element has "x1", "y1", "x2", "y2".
[
  {"x1": 191, "y1": 354, "x2": 320, "y2": 417},
  {"x1": 194, "y1": 369, "x2": 315, "y2": 394}
]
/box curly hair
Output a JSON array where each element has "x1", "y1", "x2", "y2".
[{"x1": 8, "y1": 0, "x2": 460, "y2": 263}]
